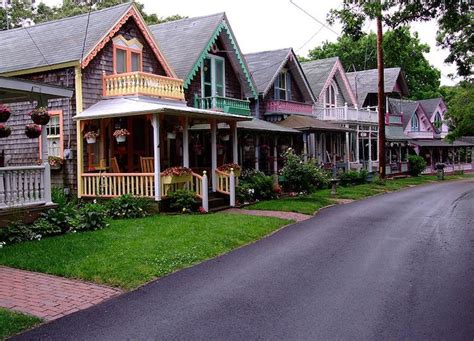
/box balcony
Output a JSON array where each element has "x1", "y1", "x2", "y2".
[
  {"x1": 265, "y1": 100, "x2": 313, "y2": 116},
  {"x1": 194, "y1": 96, "x2": 251, "y2": 116},
  {"x1": 406, "y1": 131, "x2": 434, "y2": 139},
  {"x1": 102, "y1": 72, "x2": 185, "y2": 101},
  {"x1": 314, "y1": 105, "x2": 378, "y2": 123}
]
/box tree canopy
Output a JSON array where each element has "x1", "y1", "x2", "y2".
[
  {"x1": 441, "y1": 82, "x2": 474, "y2": 140},
  {"x1": 0, "y1": 0, "x2": 185, "y2": 30},
  {"x1": 303, "y1": 26, "x2": 441, "y2": 100}
]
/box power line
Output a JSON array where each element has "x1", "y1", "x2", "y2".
[
  {"x1": 80, "y1": 1, "x2": 94, "y2": 62},
  {"x1": 24, "y1": 26, "x2": 51, "y2": 68},
  {"x1": 289, "y1": 0, "x2": 339, "y2": 36}
]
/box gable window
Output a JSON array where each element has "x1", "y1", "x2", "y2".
[
  {"x1": 411, "y1": 113, "x2": 419, "y2": 132},
  {"x1": 274, "y1": 70, "x2": 291, "y2": 101},
  {"x1": 113, "y1": 35, "x2": 143, "y2": 74},
  {"x1": 324, "y1": 82, "x2": 337, "y2": 108},
  {"x1": 201, "y1": 55, "x2": 225, "y2": 98},
  {"x1": 434, "y1": 112, "x2": 442, "y2": 129}
]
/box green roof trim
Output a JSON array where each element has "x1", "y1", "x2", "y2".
[{"x1": 184, "y1": 21, "x2": 258, "y2": 98}]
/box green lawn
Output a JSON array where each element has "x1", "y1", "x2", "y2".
[
  {"x1": 247, "y1": 174, "x2": 472, "y2": 214},
  {"x1": 0, "y1": 213, "x2": 289, "y2": 290},
  {"x1": 0, "y1": 308, "x2": 42, "y2": 340}
]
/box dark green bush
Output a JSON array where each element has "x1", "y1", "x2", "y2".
[
  {"x1": 32, "y1": 217, "x2": 62, "y2": 236},
  {"x1": 106, "y1": 194, "x2": 151, "y2": 219},
  {"x1": 408, "y1": 155, "x2": 427, "y2": 176},
  {"x1": 167, "y1": 189, "x2": 196, "y2": 213},
  {"x1": 281, "y1": 149, "x2": 329, "y2": 193},
  {"x1": 0, "y1": 222, "x2": 39, "y2": 244},
  {"x1": 77, "y1": 203, "x2": 108, "y2": 231},
  {"x1": 339, "y1": 170, "x2": 368, "y2": 186},
  {"x1": 238, "y1": 169, "x2": 275, "y2": 201},
  {"x1": 42, "y1": 187, "x2": 79, "y2": 232}
]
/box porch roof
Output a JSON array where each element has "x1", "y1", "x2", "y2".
[
  {"x1": 73, "y1": 96, "x2": 251, "y2": 121},
  {"x1": 276, "y1": 115, "x2": 353, "y2": 133},
  {"x1": 0, "y1": 76, "x2": 73, "y2": 103},
  {"x1": 409, "y1": 139, "x2": 474, "y2": 148},
  {"x1": 190, "y1": 118, "x2": 300, "y2": 133}
]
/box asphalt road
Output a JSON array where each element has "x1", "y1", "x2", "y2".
[{"x1": 14, "y1": 179, "x2": 474, "y2": 340}]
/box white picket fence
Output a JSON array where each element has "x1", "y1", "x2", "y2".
[{"x1": 0, "y1": 165, "x2": 52, "y2": 208}]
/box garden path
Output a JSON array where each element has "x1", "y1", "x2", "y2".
[
  {"x1": 0, "y1": 266, "x2": 121, "y2": 321},
  {"x1": 224, "y1": 208, "x2": 311, "y2": 222}
]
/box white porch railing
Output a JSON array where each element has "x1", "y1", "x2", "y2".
[
  {"x1": 313, "y1": 105, "x2": 378, "y2": 123},
  {"x1": 0, "y1": 165, "x2": 51, "y2": 208},
  {"x1": 81, "y1": 173, "x2": 155, "y2": 198}
]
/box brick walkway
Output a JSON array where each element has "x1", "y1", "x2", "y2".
[
  {"x1": 224, "y1": 208, "x2": 312, "y2": 222},
  {"x1": 0, "y1": 266, "x2": 122, "y2": 321}
]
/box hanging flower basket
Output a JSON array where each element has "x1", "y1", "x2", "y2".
[
  {"x1": 161, "y1": 167, "x2": 193, "y2": 184},
  {"x1": 0, "y1": 124, "x2": 12, "y2": 138},
  {"x1": 167, "y1": 132, "x2": 176, "y2": 139},
  {"x1": 217, "y1": 163, "x2": 241, "y2": 177},
  {"x1": 84, "y1": 131, "x2": 99, "y2": 144},
  {"x1": 30, "y1": 107, "x2": 50, "y2": 125},
  {"x1": 113, "y1": 128, "x2": 130, "y2": 143},
  {"x1": 0, "y1": 105, "x2": 12, "y2": 123},
  {"x1": 25, "y1": 124, "x2": 42, "y2": 138},
  {"x1": 48, "y1": 156, "x2": 64, "y2": 170},
  {"x1": 220, "y1": 134, "x2": 230, "y2": 141}
]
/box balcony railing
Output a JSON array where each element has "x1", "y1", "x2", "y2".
[
  {"x1": 314, "y1": 105, "x2": 378, "y2": 123},
  {"x1": 266, "y1": 100, "x2": 313, "y2": 116},
  {"x1": 194, "y1": 95, "x2": 251, "y2": 116},
  {"x1": 103, "y1": 72, "x2": 185, "y2": 101},
  {"x1": 406, "y1": 131, "x2": 434, "y2": 139}
]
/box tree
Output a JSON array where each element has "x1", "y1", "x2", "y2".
[
  {"x1": 304, "y1": 27, "x2": 441, "y2": 100},
  {"x1": 328, "y1": 1, "x2": 473, "y2": 80},
  {"x1": 441, "y1": 82, "x2": 474, "y2": 140}
]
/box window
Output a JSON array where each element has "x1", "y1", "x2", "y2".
[
  {"x1": 434, "y1": 112, "x2": 442, "y2": 129},
  {"x1": 274, "y1": 70, "x2": 291, "y2": 101},
  {"x1": 411, "y1": 113, "x2": 419, "y2": 132},
  {"x1": 39, "y1": 110, "x2": 63, "y2": 158},
  {"x1": 201, "y1": 55, "x2": 225, "y2": 98},
  {"x1": 112, "y1": 35, "x2": 143, "y2": 74},
  {"x1": 325, "y1": 82, "x2": 337, "y2": 108}
]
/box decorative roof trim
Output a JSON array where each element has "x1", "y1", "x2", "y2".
[
  {"x1": 318, "y1": 59, "x2": 358, "y2": 107},
  {"x1": 81, "y1": 4, "x2": 176, "y2": 78},
  {"x1": 184, "y1": 20, "x2": 258, "y2": 98}
]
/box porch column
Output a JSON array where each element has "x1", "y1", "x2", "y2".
[
  {"x1": 211, "y1": 119, "x2": 217, "y2": 192},
  {"x1": 355, "y1": 125, "x2": 360, "y2": 164},
  {"x1": 255, "y1": 135, "x2": 260, "y2": 170},
  {"x1": 368, "y1": 126, "x2": 373, "y2": 172},
  {"x1": 76, "y1": 121, "x2": 84, "y2": 198},
  {"x1": 345, "y1": 131, "x2": 350, "y2": 164},
  {"x1": 303, "y1": 133, "x2": 308, "y2": 162},
  {"x1": 152, "y1": 114, "x2": 161, "y2": 201},
  {"x1": 41, "y1": 127, "x2": 52, "y2": 204},
  {"x1": 231, "y1": 121, "x2": 238, "y2": 164},
  {"x1": 273, "y1": 136, "x2": 278, "y2": 175},
  {"x1": 182, "y1": 116, "x2": 189, "y2": 168}
]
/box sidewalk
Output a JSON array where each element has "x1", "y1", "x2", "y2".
[
  {"x1": 224, "y1": 208, "x2": 312, "y2": 222},
  {"x1": 0, "y1": 266, "x2": 122, "y2": 321}
]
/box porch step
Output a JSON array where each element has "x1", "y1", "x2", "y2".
[{"x1": 206, "y1": 192, "x2": 230, "y2": 212}]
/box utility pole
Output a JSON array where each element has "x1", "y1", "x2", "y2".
[{"x1": 376, "y1": 3, "x2": 386, "y2": 179}]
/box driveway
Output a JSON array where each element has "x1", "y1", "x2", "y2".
[{"x1": 14, "y1": 179, "x2": 474, "y2": 340}]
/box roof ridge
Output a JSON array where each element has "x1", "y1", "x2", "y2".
[
  {"x1": 244, "y1": 47, "x2": 292, "y2": 56},
  {"x1": 346, "y1": 66, "x2": 401, "y2": 75},
  {"x1": 149, "y1": 12, "x2": 225, "y2": 28}
]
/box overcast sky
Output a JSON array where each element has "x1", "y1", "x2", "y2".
[{"x1": 43, "y1": 0, "x2": 458, "y2": 85}]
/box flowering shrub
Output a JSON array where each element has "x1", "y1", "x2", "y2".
[
  {"x1": 84, "y1": 131, "x2": 99, "y2": 139},
  {"x1": 30, "y1": 107, "x2": 50, "y2": 125},
  {"x1": 217, "y1": 163, "x2": 241, "y2": 172},
  {"x1": 0, "y1": 104, "x2": 11, "y2": 122},
  {"x1": 0, "y1": 124, "x2": 12, "y2": 138},
  {"x1": 162, "y1": 166, "x2": 193, "y2": 176},
  {"x1": 236, "y1": 169, "x2": 275, "y2": 203},
  {"x1": 113, "y1": 128, "x2": 130, "y2": 137},
  {"x1": 106, "y1": 194, "x2": 150, "y2": 219},
  {"x1": 25, "y1": 124, "x2": 42, "y2": 138}
]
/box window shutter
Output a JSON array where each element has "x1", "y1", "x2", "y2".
[
  {"x1": 286, "y1": 72, "x2": 292, "y2": 101},
  {"x1": 274, "y1": 77, "x2": 280, "y2": 100}
]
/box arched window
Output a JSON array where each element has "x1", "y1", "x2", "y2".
[
  {"x1": 112, "y1": 35, "x2": 143, "y2": 74},
  {"x1": 411, "y1": 113, "x2": 419, "y2": 132},
  {"x1": 434, "y1": 112, "x2": 442, "y2": 129},
  {"x1": 325, "y1": 82, "x2": 337, "y2": 108}
]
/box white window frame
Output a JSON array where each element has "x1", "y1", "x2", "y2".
[
  {"x1": 276, "y1": 70, "x2": 288, "y2": 101},
  {"x1": 201, "y1": 55, "x2": 226, "y2": 98},
  {"x1": 411, "y1": 113, "x2": 419, "y2": 132},
  {"x1": 324, "y1": 81, "x2": 337, "y2": 108}
]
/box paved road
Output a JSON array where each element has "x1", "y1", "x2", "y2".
[{"x1": 15, "y1": 180, "x2": 474, "y2": 340}]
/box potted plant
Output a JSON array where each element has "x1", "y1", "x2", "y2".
[
  {"x1": 0, "y1": 105, "x2": 11, "y2": 122},
  {"x1": 25, "y1": 124, "x2": 42, "y2": 138},
  {"x1": 113, "y1": 128, "x2": 130, "y2": 143},
  {"x1": 0, "y1": 124, "x2": 11, "y2": 138},
  {"x1": 161, "y1": 167, "x2": 193, "y2": 184},
  {"x1": 84, "y1": 131, "x2": 99, "y2": 144},
  {"x1": 217, "y1": 163, "x2": 241, "y2": 177},
  {"x1": 48, "y1": 156, "x2": 64, "y2": 170},
  {"x1": 30, "y1": 107, "x2": 50, "y2": 125}
]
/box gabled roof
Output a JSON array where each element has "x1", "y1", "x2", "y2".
[
  {"x1": 418, "y1": 98, "x2": 443, "y2": 119},
  {"x1": 346, "y1": 67, "x2": 409, "y2": 108},
  {"x1": 301, "y1": 57, "x2": 357, "y2": 107},
  {"x1": 244, "y1": 48, "x2": 315, "y2": 103},
  {"x1": 0, "y1": 2, "x2": 175, "y2": 77},
  {"x1": 388, "y1": 97, "x2": 433, "y2": 131},
  {"x1": 150, "y1": 13, "x2": 257, "y2": 98}
]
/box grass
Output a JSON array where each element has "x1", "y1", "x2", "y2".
[
  {"x1": 0, "y1": 213, "x2": 289, "y2": 290},
  {"x1": 247, "y1": 174, "x2": 473, "y2": 215},
  {"x1": 0, "y1": 308, "x2": 42, "y2": 340}
]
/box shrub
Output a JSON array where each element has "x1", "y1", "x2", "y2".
[
  {"x1": 106, "y1": 194, "x2": 151, "y2": 219},
  {"x1": 0, "y1": 222, "x2": 39, "y2": 244},
  {"x1": 339, "y1": 170, "x2": 368, "y2": 187},
  {"x1": 281, "y1": 149, "x2": 329, "y2": 193},
  {"x1": 77, "y1": 203, "x2": 108, "y2": 231},
  {"x1": 167, "y1": 189, "x2": 196, "y2": 213},
  {"x1": 408, "y1": 155, "x2": 427, "y2": 176},
  {"x1": 238, "y1": 169, "x2": 275, "y2": 201},
  {"x1": 32, "y1": 217, "x2": 62, "y2": 237}
]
